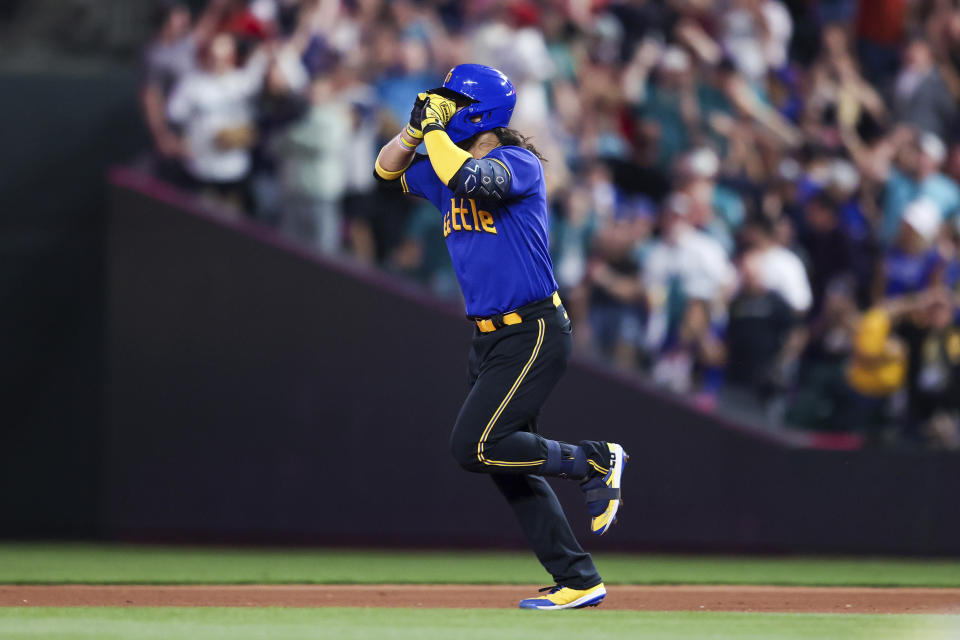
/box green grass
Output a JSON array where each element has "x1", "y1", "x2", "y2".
[
  {"x1": 0, "y1": 608, "x2": 960, "y2": 640},
  {"x1": 2, "y1": 544, "x2": 960, "y2": 587},
  {"x1": 0, "y1": 608, "x2": 957, "y2": 640}
]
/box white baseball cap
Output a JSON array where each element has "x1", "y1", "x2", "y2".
[
  {"x1": 684, "y1": 147, "x2": 720, "y2": 179},
  {"x1": 919, "y1": 132, "x2": 946, "y2": 165},
  {"x1": 829, "y1": 159, "x2": 860, "y2": 193},
  {"x1": 902, "y1": 198, "x2": 942, "y2": 243},
  {"x1": 660, "y1": 46, "x2": 691, "y2": 73}
]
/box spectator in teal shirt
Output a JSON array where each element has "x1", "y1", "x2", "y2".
[
  {"x1": 638, "y1": 47, "x2": 733, "y2": 171},
  {"x1": 882, "y1": 131, "x2": 960, "y2": 246}
]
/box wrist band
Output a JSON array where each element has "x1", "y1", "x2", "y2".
[{"x1": 397, "y1": 134, "x2": 419, "y2": 150}]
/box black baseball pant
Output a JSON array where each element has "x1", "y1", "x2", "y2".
[{"x1": 449, "y1": 299, "x2": 607, "y2": 590}]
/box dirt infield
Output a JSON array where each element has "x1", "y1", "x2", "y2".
[{"x1": 2, "y1": 585, "x2": 959, "y2": 613}]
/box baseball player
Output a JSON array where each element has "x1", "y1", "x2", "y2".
[{"x1": 374, "y1": 64, "x2": 628, "y2": 610}]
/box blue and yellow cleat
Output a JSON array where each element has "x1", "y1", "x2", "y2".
[
  {"x1": 580, "y1": 442, "x2": 628, "y2": 535},
  {"x1": 518, "y1": 583, "x2": 607, "y2": 610}
]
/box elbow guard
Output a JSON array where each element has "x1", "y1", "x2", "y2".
[{"x1": 450, "y1": 158, "x2": 511, "y2": 201}]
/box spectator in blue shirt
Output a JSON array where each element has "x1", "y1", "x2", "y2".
[{"x1": 882, "y1": 199, "x2": 945, "y2": 298}]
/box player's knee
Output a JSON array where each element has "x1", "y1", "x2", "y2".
[{"x1": 449, "y1": 432, "x2": 482, "y2": 471}]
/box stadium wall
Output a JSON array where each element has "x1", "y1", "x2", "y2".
[
  {"x1": 101, "y1": 171, "x2": 960, "y2": 554},
  {"x1": 0, "y1": 70, "x2": 145, "y2": 537}
]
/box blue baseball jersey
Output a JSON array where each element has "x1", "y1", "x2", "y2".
[{"x1": 400, "y1": 146, "x2": 558, "y2": 317}]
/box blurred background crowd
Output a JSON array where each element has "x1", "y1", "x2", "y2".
[{"x1": 132, "y1": 0, "x2": 960, "y2": 448}]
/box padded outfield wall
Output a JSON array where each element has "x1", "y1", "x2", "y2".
[
  {"x1": 102, "y1": 170, "x2": 960, "y2": 554},
  {"x1": 0, "y1": 70, "x2": 146, "y2": 538}
]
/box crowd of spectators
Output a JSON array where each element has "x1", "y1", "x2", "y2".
[{"x1": 139, "y1": 0, "x2": 960, "y2": 449}]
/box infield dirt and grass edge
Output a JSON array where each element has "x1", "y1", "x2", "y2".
[
  {"x1": 3, "y1": 546, "x2": 959, "y2": 639},
  {"x1": 2, "y1": 584, "x2": 960, "y2": 614}
]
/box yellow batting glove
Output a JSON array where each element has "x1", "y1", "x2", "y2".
[{"x1": 421, "y1": 92, "x2": 458, "y2": 133}]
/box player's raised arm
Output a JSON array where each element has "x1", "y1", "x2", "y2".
[
  {"x1": 419, "y1": 93, "x2": 470, "y2": 181},
  {"x1": 374, "y1": 94, "x2": 427, "y2": 181}
]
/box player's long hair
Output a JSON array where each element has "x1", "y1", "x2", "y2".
[
  {"x1": 492, "y1": 127, "x2": 546, "y2": 162},
  {"x1": 457, "y1": 127, "x2": 547, "y2": 163}
]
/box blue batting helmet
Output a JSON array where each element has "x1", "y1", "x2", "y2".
[{"x1": 432, "y1": 64, "x2": 516, "y2": 143}]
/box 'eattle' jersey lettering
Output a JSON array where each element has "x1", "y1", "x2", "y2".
[
  {"x1": 401, "y1": 146, "x2": 558, "y2": 317},
  {"x1": 444, "y1": 198, "x2": 498, "y2": 237}
]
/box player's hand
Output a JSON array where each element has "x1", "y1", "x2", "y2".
[
  {"x1": 421, "y1": 92, "x2": 458, "y2": 133},
  {"x1": 406, "y1": 93, "x2": 428, "y2": 140}
]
